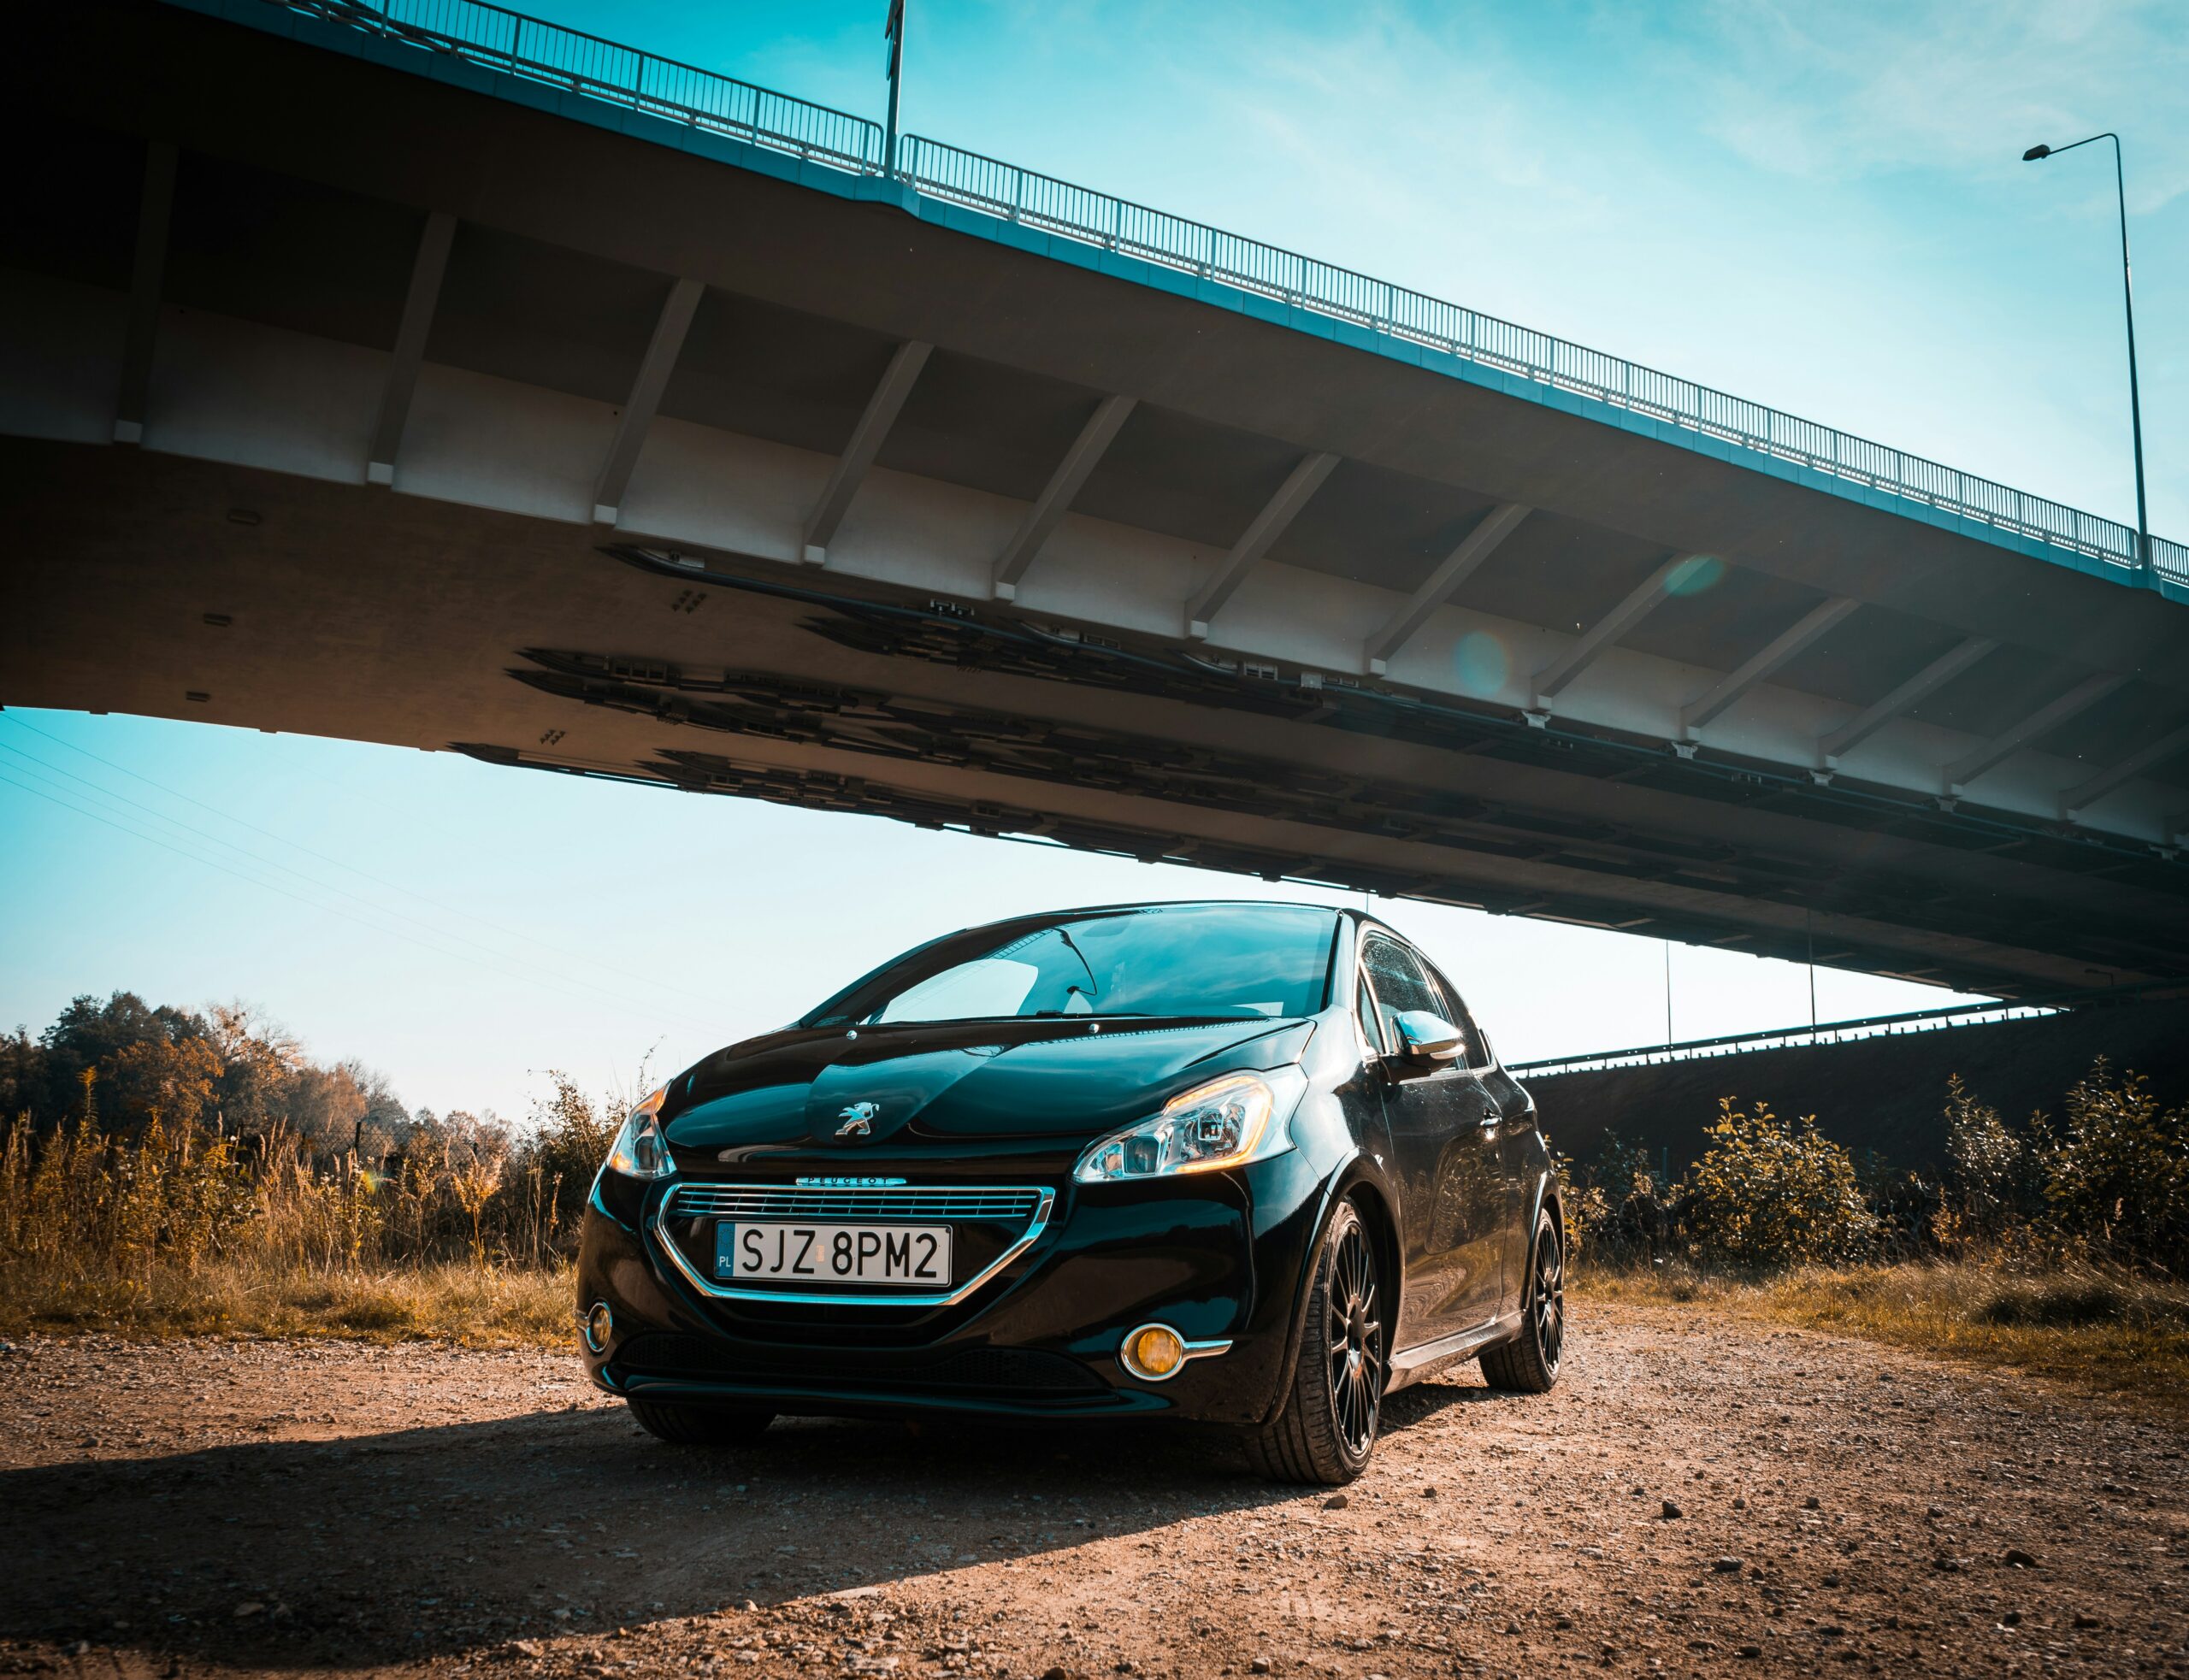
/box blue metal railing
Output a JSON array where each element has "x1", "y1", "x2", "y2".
[
  {"x1": 282, "y1": 0, "x2": 885, "y2": 174},
  {"x1": 260, "y1": 0, "x2": 2183, "y2": 587},
  {"x1": 1507, "y1": 975, "x2": 2185, "y2": 1078}
]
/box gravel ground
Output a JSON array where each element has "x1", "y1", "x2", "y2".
[{"x1": 2, "y1": 1302, "x2": 2184, "y2": 1678}]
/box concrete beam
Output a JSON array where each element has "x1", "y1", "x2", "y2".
[
  {"x1": 1185, "y1": 451, "x2": 1339, "y2": 637},
  {"x1": 801, "y1": 339, "x2": 932, "y2": 563},
  {"x1": 1679, "y1": 595, "x2": 1861, "y2": 737},
  {"x1": 991, "y1": 393, "x2": 1136, "y2": 599},
  {"x1": 593, "y1": 275, "x2": 705, "y2": 524},
  {"x1": 114, "y1": 139, "x2": 178, "y2": 445},
  {"x1": 368, "y1": 209, "x2": 457, "y2": 486},
  {"x1": 2060, "y1": 719, "x2": 2189, "y2": 819},
  {"x1": 1533, "y1": 552, "x2": 1695, "y2": 705},
  {"x1": 1363, "y1": 502, "x2": 1531, "y2": 675},
  {"x1": 1944, "y1": 672, "x2": 2131, "y2": 793},
  {"x1": 1819, "y1": 636, "x2": 1997, "y2": 765}
]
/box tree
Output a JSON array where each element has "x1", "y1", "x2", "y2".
[
  {"x1": 280, "y1": 1063, "x2": 369, "y2": 1152},
  {"x1": 38, "y1": 992, "x2": 208, "y2": 1124},
  {"x1": 101, "y1": 1036, "x2": 223, "y2": 1132},
  {"x1": 205, "y1": 1000, "x2": 304, "y2": 1135}
]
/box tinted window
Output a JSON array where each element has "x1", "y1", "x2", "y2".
[
  {"x1": 808, "y1": 905, "x2": 1340, "y2": 1026},
  {"x1": 1360, "y1": 936, "x2": 1443, "y2": 1046},
  {"x1": 1422, "y1": 961, "x2": 1488, "y2": 1067}
]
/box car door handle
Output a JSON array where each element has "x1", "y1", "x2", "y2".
[{"x1": 1478, "y1": 1107, "x2": 1499, "y2": 1129}]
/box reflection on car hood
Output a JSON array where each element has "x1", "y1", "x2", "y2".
[{"x1": 663, "y1": 1016, "x2": 1314, "y2": 1150}]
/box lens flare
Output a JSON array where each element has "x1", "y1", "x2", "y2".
[
  {"x1": 1666, "y1": 555, "x2": 1725, "y2": 596},
  {"x1": 1452, "y1": 630, "x2": 1509, "y2": 697}
]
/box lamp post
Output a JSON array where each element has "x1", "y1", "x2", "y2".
[
  {"x1": 883, "y1": 0, "x2": 906, "y2": 177},
  {"x1": 2023, "y1": 133, "x2": 2150, "y2": 575}
]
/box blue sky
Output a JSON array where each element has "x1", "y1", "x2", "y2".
[{"x1": 3, "y1": 0, "x2": 2182, "y2": 1121}]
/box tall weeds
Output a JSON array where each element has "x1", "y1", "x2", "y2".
[{"x1": 0, "y1": 1069, "x2": 625, "y2": 1323}]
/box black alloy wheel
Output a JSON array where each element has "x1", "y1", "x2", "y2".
[
  {"x1": 1243, "y1": 1200, "x2": 1384, "y2": 1484},
  {"x1": 1328, "y1": 1215, "x2": 1384, "y2": 1456},
  {"x1": 1481, "y1": 1206, "x2": 1563, "y2": 1394}
]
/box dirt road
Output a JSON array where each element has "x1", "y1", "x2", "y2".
[{"x1": 3, "y1": 1303, "x2": 2183, "y2": 1678}]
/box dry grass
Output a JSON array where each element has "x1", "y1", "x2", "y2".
[
  {"x1": 0, "y1": 1257, "x2": 578, "y2": 1347},
  {"x1": 1578, "y1": 1258, "x2": 2189, "y2": 1423}
]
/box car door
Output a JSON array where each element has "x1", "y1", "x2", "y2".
[
  {"x1": 1360, "y1": 934, "x2": 1507, "y2": 1348},
  {"x1": 1423, "y1": 961, "x2": 1531, "y2": 1320}
]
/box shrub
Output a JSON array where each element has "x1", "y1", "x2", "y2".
[
  {"x1": 2042, "y1": 1060, "x2": 2189, "y2": 1267},
  {"x1": 1942, "y1": 1074, "x2": 2045, "y2": 1243},
  {"x1": 1684, "y1": 1097, "x2": 1875, "y2": 1267}
]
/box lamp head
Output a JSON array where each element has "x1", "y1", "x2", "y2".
[{"x1": 2022, "y1": 144, "x2": 2052, "y2": 162}]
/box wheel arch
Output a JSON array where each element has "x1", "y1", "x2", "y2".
[
  {"x1": 1343, "y1": 1176, "x2": 1402, "y2": 1339},
  {"x1": 1259, "y1": 1155, "x2": 1403, "y2": 1427}
]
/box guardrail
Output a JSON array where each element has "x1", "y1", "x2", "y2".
[
  {"x1": 258, "y1": 0, "x2": 2182, "y2": 587},
  {"x1": 897, "y1": 135, "x2": 2184, "y2": 585},
  {"x1": 278, "y1": 0, "x2": 884, "y2": 174},
  {"x1": 1508, "y1": 976, "x2": 2186, "y2": 1078}
]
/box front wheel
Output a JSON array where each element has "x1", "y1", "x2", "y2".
[
  {"x1": 627, "y1": 1398, "x2": 775, "y2": 1446},
  {"x1": 1242, "y1": 1200, "x2": 1384, "y2": 1485},
  {"x1": 1480, "y1": 1205, "x2": 1563, "y2": 1394}
]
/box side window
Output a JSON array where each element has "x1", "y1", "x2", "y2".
[
  {"x1": 1360, "y1": 937, "x2": 1442, "y2": 1050},
  {"x1": 1424, "y1": 964, "x2": 1487, "y2": 1068}
]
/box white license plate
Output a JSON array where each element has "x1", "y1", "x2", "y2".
[{"x1": 714, "y1": 1222, "x2": 953, "y2": 1287}]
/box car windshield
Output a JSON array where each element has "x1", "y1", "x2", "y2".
[{"x1": 803, "y1": 905, "x2": 1340, "y2": 1027}]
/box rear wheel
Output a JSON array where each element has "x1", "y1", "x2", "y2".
[
  {"x1": 1243, "y1": 1200, "x2": 1384, "y2": 1485},
  {"x1": 626, "y1": 1398, "x2": 775, "y2": 1447},
  {"x1": 1479, "y1": 1206, "x2": 1563, "y2": 1394}
]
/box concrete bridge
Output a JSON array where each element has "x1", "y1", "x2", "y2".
[{"x1": 5, "y1": 0, "x2": 2188, "y2": 998}]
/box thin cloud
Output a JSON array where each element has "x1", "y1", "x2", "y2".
[{"x1": 1651, "y1": 0, "x2": 2188, "y2": 209}]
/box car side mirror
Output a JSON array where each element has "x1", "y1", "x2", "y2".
[{"x1": 1393, "y1": 1010, "x2": 1466, "y2": 1069}]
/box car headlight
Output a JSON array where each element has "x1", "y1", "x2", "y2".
[
  {"x1": 1072, "y1": 1069, "x2": 1303, "y2": 1184},
  {"x1": 603, "y1": 1087, "x2": 673, "y2": 1180}
]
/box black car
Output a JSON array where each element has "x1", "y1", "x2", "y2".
[{"x1": 577, "y1": 900, "x2": 1562, "y2": 1483}]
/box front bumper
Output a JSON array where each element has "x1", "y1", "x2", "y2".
[{"x1": 574, "y1": 1147, "x2": 1329, "y2": 1426}]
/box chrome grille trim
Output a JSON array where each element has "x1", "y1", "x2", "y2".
[
  {"x1": 648, "y1": 1182, "x2": 1055, "y2": 1307},
  {"x1": 665, "y1": 1184, "x2": 1043, "y2": 1223}
]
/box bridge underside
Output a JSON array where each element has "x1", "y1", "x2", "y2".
[{"x1": 4, "y1": 0, "x2": 2188, "y2": 995}]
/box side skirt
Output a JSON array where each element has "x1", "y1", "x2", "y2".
[{"x1": 1383, "y1": 1309, "x2": 1525, "y2": 1392}]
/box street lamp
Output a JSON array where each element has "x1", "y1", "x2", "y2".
[{"x1": 2023, "y1": 133, "x2": 2150, "y2": 575}]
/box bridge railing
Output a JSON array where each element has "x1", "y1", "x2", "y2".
[
  {"x1": 273, "y1": 0, "x2": 884, "y2": 174},
  {"x1": 1506, "y1": 976, "x2": 2186, "y2": 1078},
  {"x1": 898, "y1": 135, "x2": 2180, "y2": 585},
  {"x1": 251, "y1": 0, "x2": 2180, "y2": 588}
]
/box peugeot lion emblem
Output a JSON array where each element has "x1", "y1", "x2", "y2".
[{"x1": 834, "y1": 1101, "x2": 881, "y2": 1138}]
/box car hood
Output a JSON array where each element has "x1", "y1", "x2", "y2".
[{"x1": 662, "y1": 1016, "x2": 1314, "y2": 1153}]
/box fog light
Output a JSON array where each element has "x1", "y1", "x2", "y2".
[
  {"x1": 1120, "y1": 1323, "x2": 1186, "y2": 1381},
  {"x1": 582, "y1": 1300, "x2": 613, "y2": 1354}
]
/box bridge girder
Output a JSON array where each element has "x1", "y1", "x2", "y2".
[{"x1": 3, "y1": 0, "x2": 2187, "y2": 995}]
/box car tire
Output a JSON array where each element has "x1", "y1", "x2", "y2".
[
  {"x1": 1479, "y1": 1205, "x2": 1563, "y2": 1394},
  {"x1": 626, "y1": 1398, "x2": 776, "y2": 1446},
  {"x1": 1242, "y1": 1199, "x2": 1384, "y2": 1486}
]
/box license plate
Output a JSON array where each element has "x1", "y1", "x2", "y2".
[{"x1": 714, "y1": 1222, "x2": 953, "y2": 1287}]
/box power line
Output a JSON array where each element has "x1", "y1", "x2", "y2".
[
  {"x1": 0, "y1": 712, "x2": 685, "y2": 1004},
  {"x1": 0, "y1": 766, "x2": 712, "y2": 1035}
]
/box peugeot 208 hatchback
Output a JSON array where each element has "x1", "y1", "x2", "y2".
[{"x1": 577, "y1": 901, "x2": 1561, "y2": 1483}]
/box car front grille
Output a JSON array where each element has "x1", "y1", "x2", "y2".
[
  {"x1": 611, "y1": 1332, "x2": 1109, "y2": 1398},
  {"x1": 652, "y1": 1181, "x2": 1056, "y2": 1306},
  {"x1": 664, "y1": 1183, "x2": 1046, "y2": 1224}
]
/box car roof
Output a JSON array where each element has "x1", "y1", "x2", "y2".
[{"x1": 942, "y1": 899, "x2": 1349, "y2": 940}]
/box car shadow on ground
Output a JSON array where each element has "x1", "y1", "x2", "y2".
[
  {"x1": 3, "y1": 1403, "x2": 1299, "y2": 1666},
  {"x1": 3, "y1": 1361, "x2": 1523, "y2": 1669}
]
